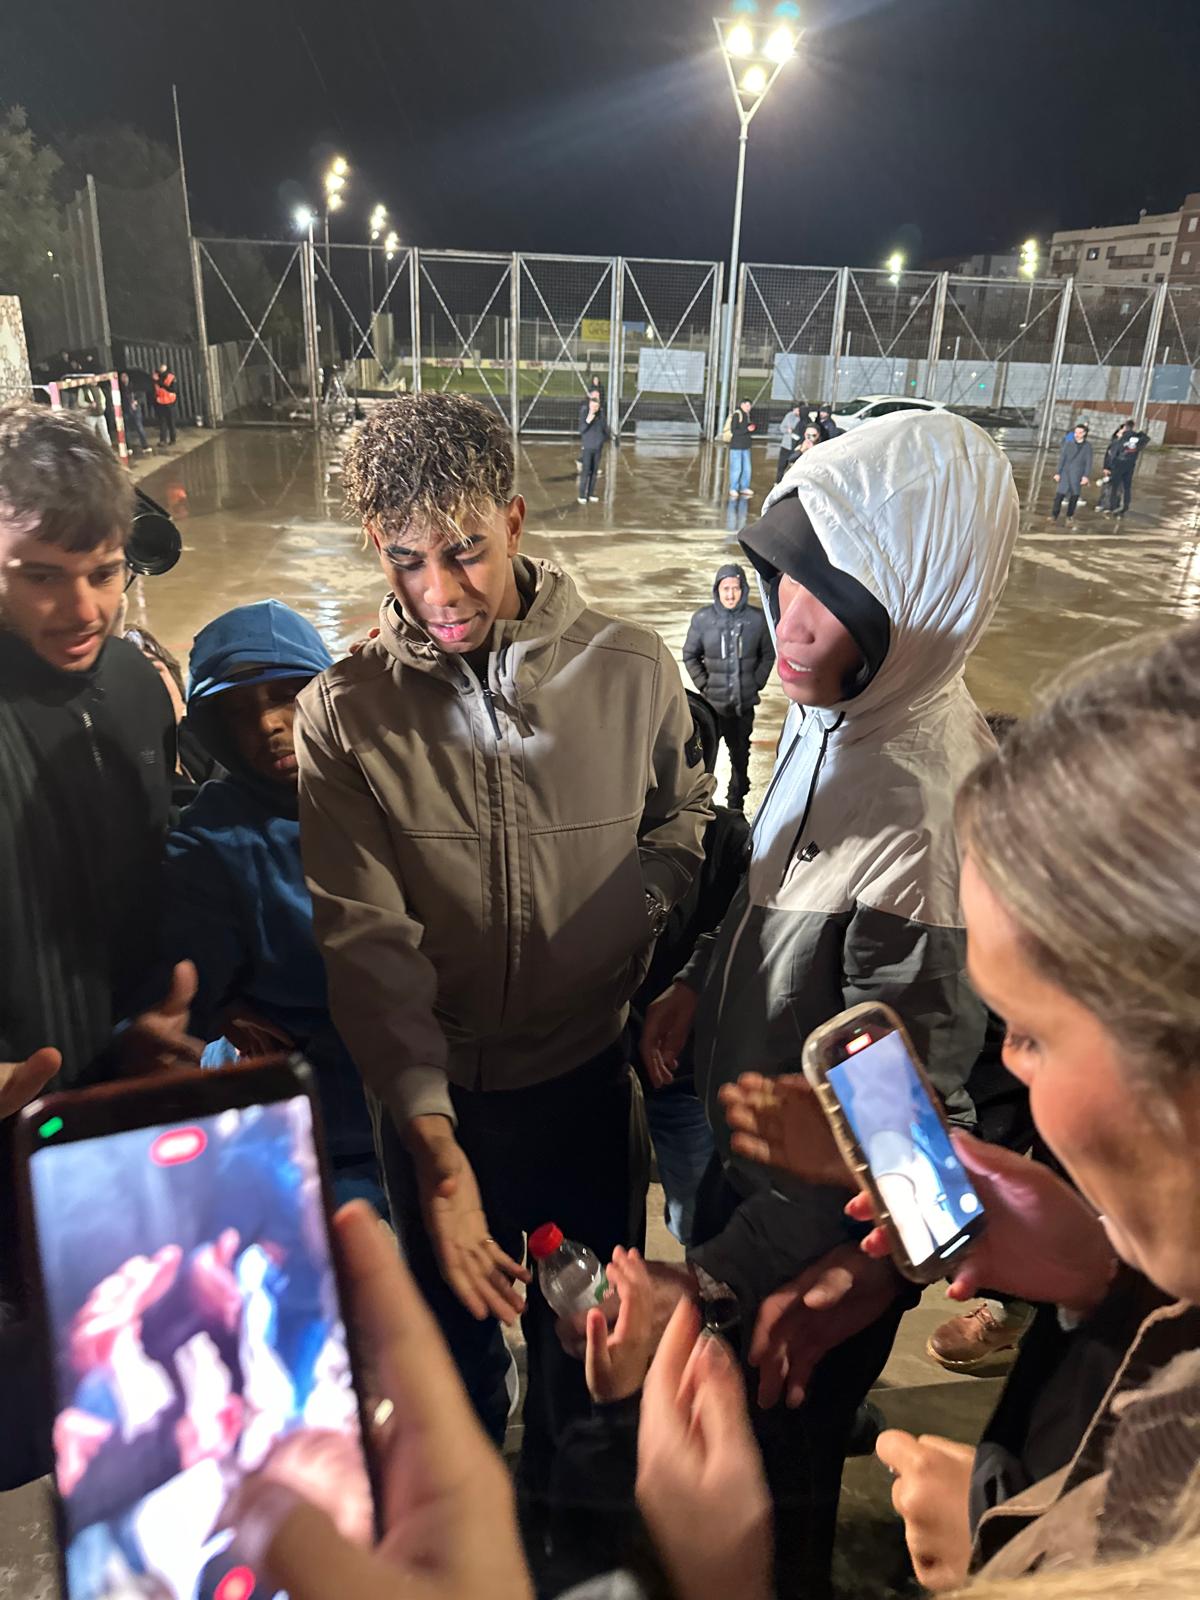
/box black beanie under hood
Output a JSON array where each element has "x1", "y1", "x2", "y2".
[{"x1": 740, "y1": 491, "x2": 890, "y2": 699}]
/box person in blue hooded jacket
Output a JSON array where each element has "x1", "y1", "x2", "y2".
[{"x1": 164, "y1": 600, "x2": 383, "y2": 1211}]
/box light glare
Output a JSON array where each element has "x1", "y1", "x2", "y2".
[
  {"x1": 741, "y1": 63, "x2": 768, "y2": 94},
  {"x1": 726, "y1": 22, "x2": 754, "y2": 57},
  {"x1": 764, "y1": 25, "x2": 794, "y2": 63}
]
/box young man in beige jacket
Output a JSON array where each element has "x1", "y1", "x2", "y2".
[{"x1": 294, "y1": 392, "x2": 712, "y2": 1506}]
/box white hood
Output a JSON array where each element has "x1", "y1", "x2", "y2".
[{"x1": 758, "y1": 411, "x2": 1019, "y2": 730}]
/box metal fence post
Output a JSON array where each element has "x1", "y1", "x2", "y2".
[
  {"x1": 607, "y1": 258, "x2": 622, "y2": 438},
  {"x1": 300, "y1": 236, "x2": 320, "y2": 429},
  {"x1": 925, "y1": 271, "x2": 948, "y2": 400},
  {"x1": 85, "y1": 175, "x2": 113, "y2": 370},
  {"x1": 189, "y1": 237, "x2": 217, "y2": 427},
  {"x1": 510, "y1": 253, "x2": 521, "y2": 436},
  {"x1": 410, "y1": 248, "x2": 422, "y2": 393},
  {"x1": 1133, "y1": 279, "x2": 1169, "y2": 430},
  {"x1": 720, "y1": 262, "x2": 748, "y2": 435},
  {"x1": 1037, "y1": 277, "x2": 1073, "y2": 450},
  {"x1": 704, "y1": 261, "x2": 724, "y2": 440},
  {"x1": 827, "y1": 266, "x2": 850, "y2": 408}
]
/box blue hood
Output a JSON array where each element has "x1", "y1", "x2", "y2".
[
  {"x1": 188, "y1": 600, "x2": 333, "y2": 703},
  {"x1": 186, "y1": 601, "x2": 333, "y2": 810}
]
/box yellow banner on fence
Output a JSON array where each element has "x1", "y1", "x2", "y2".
[{"x1": 581, "y1": 318, "x2": 611, "y2": 343}]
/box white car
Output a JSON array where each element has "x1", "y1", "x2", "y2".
[{"x1": 829, "y1": 395, "x2": 946, "y2": 433}]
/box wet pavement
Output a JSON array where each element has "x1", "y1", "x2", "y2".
[{"x1": 129, "y1": 424, "x2": 1200, "y2": 805}]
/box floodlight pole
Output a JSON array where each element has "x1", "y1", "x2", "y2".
[{"x1": 714, "y1": 17, "x2": 791, "y2": 435}]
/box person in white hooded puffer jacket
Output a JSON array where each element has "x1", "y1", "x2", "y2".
[{"x1": 641, "y1": 410, "x2": 1019, "y2": 1598}]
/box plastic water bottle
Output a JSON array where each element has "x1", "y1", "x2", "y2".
[{"x1": 528, "y1": 1223, "x2": 618, "y2": 1323}]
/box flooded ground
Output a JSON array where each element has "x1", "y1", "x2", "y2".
[{"x1": 130, "y1": 424, "x2": 1200, "y2": 804}]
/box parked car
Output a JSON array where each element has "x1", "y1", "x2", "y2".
[{"x1": 830, "y1": 395, "x2": 947, "y2": 432}]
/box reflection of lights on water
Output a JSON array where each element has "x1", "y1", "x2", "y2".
[{"x1": 961, "y1": 1192, "x2": 980, "y2": 1214}]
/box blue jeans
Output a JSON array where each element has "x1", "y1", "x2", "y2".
[
  {"x1": 729, "y1": 448, "x2": 752, "y2": 494},
  {"x1": 645, "y1": 1082, "x2": 715, "y2": 1245}
]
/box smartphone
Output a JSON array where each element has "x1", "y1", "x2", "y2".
[
  {"x1": 802, "y1": 1003, "x2": 986, "y2": 1283},
  {"x1": 16, "y1": 1056, "x2": 378, "y2": 1600}
]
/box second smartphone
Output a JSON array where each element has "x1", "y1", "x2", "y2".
[{"x1": 802, "y1": 1002, "x2": 986, "y2": 1283}]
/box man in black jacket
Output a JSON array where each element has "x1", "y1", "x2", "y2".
[
  {"x1": 0, "y1": 402, "x2": 191, "y2": 1487},
  {"x1": 682, "y1": 563, "x2": 774, "y2": 810},
  {"x1": 577, "y1": 392, "x2": 610, "y2": 503},
  {"x1": 1102, "y1": 419, "x2": 1150, "y2": 517}
]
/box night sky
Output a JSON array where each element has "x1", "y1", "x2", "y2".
[{"x1": 3, "y1": 0, "x2": 1198, "y2": 268}]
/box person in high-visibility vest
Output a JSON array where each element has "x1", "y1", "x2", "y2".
[{"x1": 154, "y1": 365, "x2": 178, "y2": 446}]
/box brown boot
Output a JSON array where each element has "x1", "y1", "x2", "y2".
[{"x1": 926, "y1": 1300, "x2": 1031, "y2": 1373}]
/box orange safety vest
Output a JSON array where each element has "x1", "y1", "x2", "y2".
[{"x1": 154, "y1": 372, "x2": 177, "y2": 407}]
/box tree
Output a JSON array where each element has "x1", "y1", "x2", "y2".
[{"x1": 0, "y1": 108, "x2": 63, "y2": 354}]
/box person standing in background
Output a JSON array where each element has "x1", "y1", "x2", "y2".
[
  {"x1": 1052, "y1": 423, "x2": 1092, "y2": 525},
  {"x1": 724, "y1": 398, "x2": 757, "y2": 500},
  {"x1": 119, "y1": 373, "x2": 151, "y2": 457},
  {"x1": 577, "y1": 392, "x2": 610, "y2": 503},
  {"x1": 1103, "y1": 419, "x2": 1150, "y2": 518},
  {"x1": 776, "y1": 401, "x2": 808, "y2": 483},
  {"x1": 682, "y1": 562, "x2": 774, "y2": 812},
  {"x1": 815, "y1": 403, "x2": 843, "y2": 440},
  {"x1": 154, "y1": 364, "x2": 178, "y2": 447}
]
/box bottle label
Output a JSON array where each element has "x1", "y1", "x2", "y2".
[{"x1": 593, "y1": 1270, "x2": 610, "y2": 1306}]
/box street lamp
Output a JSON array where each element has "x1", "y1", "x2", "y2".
[
  {"x1": 714, "y1": 5, "x2": 801, "y2": 432},
  {"x1": 885, "y1": 250, "x2": 905, "y2": 284},
  {"x1": 1019, "y1": 238, "x2": 1039, "y2": 330},
  {"x1": 319, "y1": 158, "x2": 350, "y2": 363}
]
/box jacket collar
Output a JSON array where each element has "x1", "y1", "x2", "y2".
[
  {"x1": 375, "y1": 556, "x2": 587, "y2": 690},
  {"x1": 0, "y1": 627, "x2": 107, "y2": 704}
]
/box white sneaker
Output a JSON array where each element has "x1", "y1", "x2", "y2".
[
  {"x1": 588, "y1": 495, "x2": 599, "y2": 502},
  {"x1": 577, "y1": 496, "x2": 587, "y2": 504}
]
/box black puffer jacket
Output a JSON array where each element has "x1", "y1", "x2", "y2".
[{"x1": 682, "y1": 563, "x2": 775, "y2": 715}]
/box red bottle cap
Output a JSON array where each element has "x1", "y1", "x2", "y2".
[{"x1": 529, "y1": 1223, "x2": 563, "y2": 1260}]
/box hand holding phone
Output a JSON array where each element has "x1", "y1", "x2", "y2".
[
  {"x1": 846, "y1": 1132, "x2": 1118, "y2": 1313},
  {"x1": 19, "y1": 1058, "x2": 378, "y2": 1600},
  {"x1": 802, "y1": 1004, "x2": 986, "y2": 1283}
]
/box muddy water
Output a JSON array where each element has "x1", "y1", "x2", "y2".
[{"x1": 130, "y1": 428, "x2": 1200, "y2": 803}]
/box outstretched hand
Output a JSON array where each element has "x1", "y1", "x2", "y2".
[
  {"x1": 719, "y1": 1072, "x2": 852, "y2": 1189},
  {"x1": 0, "y1": 1047, "x2": 61, "y2": 1120},
  {"x1": 407, "y1": 1117, "x2": 530, "y2": 1323},
  {"x1": 121, "y1": 962, "x2": 204, "y2": 1075}
]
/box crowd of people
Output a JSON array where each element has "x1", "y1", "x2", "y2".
[
  {"x1": 35, "y1": 351, "x2": 182, "y2": 459},
  {"x1": 1053, "y1": 417, "x2": 1151, "y2": 524},
  {"x1": 1, "y1": 388, "x2": 1198, "y2": 1600}
]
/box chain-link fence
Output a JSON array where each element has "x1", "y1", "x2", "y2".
[
  {"x1": 195, "y1": 238, "x2": 311, "y2": 424},
  {"x1": 617, "y1": 258, "x2": 722, "y2": 437},
  {"x1": 517, "y1": 254, "x2": 616, "y2": 434},
  {"x1": 181, "y1": 236, "x2": 1200, "y2": 444},
  {"x1": 732, "y1": 264, "x2": 840, "y2": 431},
  {"x1": 414, "y1": 250, "x2": 514, "y2": 422},
  {"x1": 936, "y1": 277, "x2": 1068, "y2": 419}
]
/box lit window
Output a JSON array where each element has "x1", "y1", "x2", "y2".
[
  {"x1": 1183, "y1": 250, "x2": 1193, "y2": 266},
  {"x1": 1190, "y1": 217, "x2": 1199, "y2": 233},
  {"x1": 1086, "y1": 247, "x2": 1100, "y2": 261}
]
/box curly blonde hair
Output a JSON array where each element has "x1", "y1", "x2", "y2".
[{"x1": 342, "y1": 392, "x2": 513, "y2": 547}]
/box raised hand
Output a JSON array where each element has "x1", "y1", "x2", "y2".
[
  {"x1": 877, "y1": 1429, "x2": 975, "y2": 1592},
  {"x1": 637, "y1": 1300, "x2": 772, "y2": 1600},
  {"x1": 584, "y1": 1247, "x2": 655, "y2": 1403},
  {"x1": 719, "y1": 1071, "x2": 852, "y2": 1188}
]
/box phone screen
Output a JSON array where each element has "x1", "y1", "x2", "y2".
[
  {"x1": 827, "y1": 1029, "x2": 983, "y2": 1268},
  {"x1": 28, "y1": 1092, "x2": 371, "y2": 1600}
]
